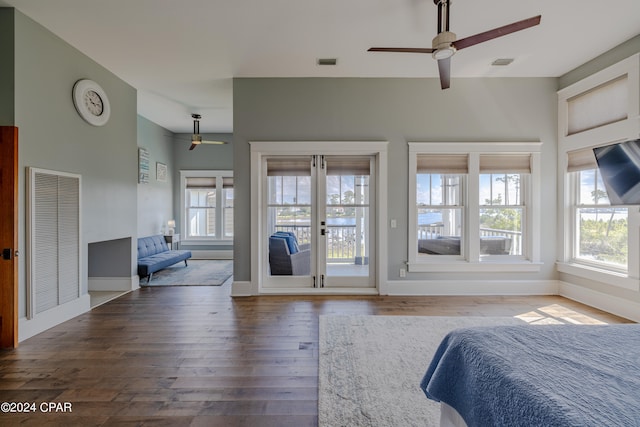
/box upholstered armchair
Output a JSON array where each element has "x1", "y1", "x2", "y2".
[{"x1": 268, "y1": 234, "x2": 311, "y2": 275}]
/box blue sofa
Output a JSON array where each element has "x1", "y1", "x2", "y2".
[{"x1": 137, "y1": 235, "x2": 192, "y2": 283}]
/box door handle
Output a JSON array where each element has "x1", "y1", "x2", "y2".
[
  {"x1": 320, "y1": 229, "x2": 325, "y2": 236},
  {"x1": 2, "y1": 248, "x2": 12, "y2": 260}
]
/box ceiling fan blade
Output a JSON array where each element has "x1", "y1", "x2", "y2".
[
  {"x1": 437, "y1": 57, "x2": 451, "y2": 90},
  {"x1": 201, "y1": 140, "x2": 227, "y2": 145},
  {"x1": 368, "y1": 47, "x2": 435, "y2": 54},
  {"x1": 189, "y1": 143, "x2": 198, "y2": 150},
  {"x1": 453, "y1": 15, "x2": 541, "y2": 51}
]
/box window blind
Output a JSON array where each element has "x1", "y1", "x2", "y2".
[
  {"x1": 267, "y1": 157, "x2": 311, "y2": 176},
  {"x1": 417, "y1": 154, "x2": 468, "y2": 173},
  {"x1": 567, "y1": 75, "x2": 628, "y2": 135},
  {"x1": 325, "y1": 156, "x2": 371, "y2": 176},
  {"x1": 479, "y1": 154, "x2": 531, "y2": 173},
  {"x1": 567, "y1": 147, "x2": 598, "y2": 172},
  {"x1": 186, "y1": 177, "x2": 216, "y2": 188}
]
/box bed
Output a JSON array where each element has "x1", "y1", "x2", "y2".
[{"x1": 420, "y1": 324, "x2": 640, "y2": 427}]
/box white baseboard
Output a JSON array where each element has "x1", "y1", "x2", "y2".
[
  {"x1": 190, "y1": 250, "x2": 233, "y2": 260},
  {"x1": 19, "y1": 294, "x2": 91, "y2": 342},
  {"x1": 231, "y1": 281, "x2": 254, "y2": 297},
  {"x1": 383, "y1": 279, "x2": 559, "y2": 296},
  {"x1": 559, "y1": 281, "x2": 640, "y2": 323},
  {"x1": 88, "y1": 276, "x2": 137, "y2": 291}
]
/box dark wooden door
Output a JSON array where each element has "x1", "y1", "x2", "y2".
[{"x1": 0, "y1": 126, "x2": 18, "y2": 348}]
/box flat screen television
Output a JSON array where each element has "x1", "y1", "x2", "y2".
[{"x1": 593, "y1": 138, "x2": 640, "y2": 205}]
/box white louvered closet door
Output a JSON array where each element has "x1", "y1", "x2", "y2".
[{"x1": 29, "y1": 168, "x2": 81, "y2": 317}]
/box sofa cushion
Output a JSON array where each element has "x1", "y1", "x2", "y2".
[
  {"x1": 138, "y1": 235, "x2": 169, "y2": 258},
  {"x1": 272, "y1": 232, "x2": 299, "y2": 254}
]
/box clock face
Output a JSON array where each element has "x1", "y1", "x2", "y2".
[
  {"x1": 84, "y1": 90, "x2": 104, "y2": 116},
  {"x1": 72, "y1": 79, "x2": 110, "y2": 126}
]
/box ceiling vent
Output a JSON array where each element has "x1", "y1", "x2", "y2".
[
  {"x1": 317, "y1": 58, "x2": 338, "y2": 66},
  {"x1": 491, "y1": 58, "x2": 514, "y2": 66}
]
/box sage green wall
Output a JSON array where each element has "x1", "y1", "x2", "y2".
[
  {"x1": 137, "y1": 116, "x2": 175, "y2": 237},
  {"x1": 233, "y1": 77, "x2": 558, "y2": 283},
  {"x1": 0, "y1": 8, "x2": 14, "y2": 124},
  {"x1": 559, "y1": 34, "x2": 640, "y2": 90},
  {"x1": 12, "y1": 9, "x2": 137, "y2": 317}
]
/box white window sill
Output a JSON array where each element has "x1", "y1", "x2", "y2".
[
  {"x1": 181, "y1": 239, "x2": 233, "y2": 246},
  {"x1": 556, "y1": 262, "x2": 639, "y2": 291},
  {"x1": 408, "y1": 260, "x2": 542, "y2": 273}
]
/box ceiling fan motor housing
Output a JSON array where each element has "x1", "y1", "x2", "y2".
[{"x1": 432, "y1": 31, "x2": 457, "y2": 59}]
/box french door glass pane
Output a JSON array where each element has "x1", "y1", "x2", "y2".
[
  {"x1": 325, "y1": 168, "x2": 370, "y2": 277},
  {"x1": 267, "y1": 172, "x2": 312, "y2": 276}
]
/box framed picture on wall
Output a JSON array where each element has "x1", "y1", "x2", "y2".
[
  {"x1": 138, "y1": 148, "x2": 149, "y2": 184},
  {"x1": 156, "y1": 162, "x2": 167, "y2": 182}
]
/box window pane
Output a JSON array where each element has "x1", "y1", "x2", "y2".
[
  {"x1": 480, "y1": 174, "x2": 522, "y2": 206},
  {"x1": 223, "y1": 188, "x2": 234, "y2": 238},
  {"x1": 417, "y1": 174, "x2": 462, "y2": 206},
  {"x1": 417, "y1": 208, "x2": 462, "y2": 255},
  {"x1": 187, "y1": 207, "x2": 216, "y2": 238},
  {"x1": 576, "y1": 207, "x2": 627, "y2": 268},
  {"x1": 479, "y1": 207, "x2": 522, "y2": 255},
  {"x1": 579, "y1": 169, "x2": 610, "y2": 205}
]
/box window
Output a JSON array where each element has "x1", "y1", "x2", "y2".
[
  {"x1": 572, "y1": 168, "x2": 628, "y2": 270},
  {"x1": 409, "y1": 143, "x2": 541, "y2": 272},
  {"x1": 558, "y1": 54, "x2": 640, "y2": 288},
  {"x1": 181, "y1": 171, "x2": 233, "y2": 241}
]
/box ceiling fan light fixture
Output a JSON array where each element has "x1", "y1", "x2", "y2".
[
  {"x1": 432, "y1": 47, "x2": 455, "y2": 60},
  {"x1": 431, "y1": 31, "x2": 457, "y2": 60}
]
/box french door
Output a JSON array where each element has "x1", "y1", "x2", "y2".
[{"x1": 263, "y1": 154, "x2": 375, "y2": 289}]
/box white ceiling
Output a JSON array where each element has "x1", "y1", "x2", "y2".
[{"x1": 2, "y1": 0, "x2": 639, "y2": 133}]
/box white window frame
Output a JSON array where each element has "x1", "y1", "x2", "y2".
[
  {"x1": 569, "y1": 168, "x2": 629, "y2": 273},
  {"x1": 180, "y1": 170, "x2": 233, "y2": 244},
  {"x1": 557, "y1": 54, "x2": 640, "y2": 290},
  {"x1": 408, "y1": 142, "x2": 542, "y2": 273}
]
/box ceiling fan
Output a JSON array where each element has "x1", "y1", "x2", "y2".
[
  {"x1": 368, "y1": 0, "x2": 541, "y2": 89},
  {"x1": 187, "y1": 113, "x2": 227, "y2": 150}
]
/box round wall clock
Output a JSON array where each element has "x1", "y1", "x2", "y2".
[{"x1": 72, "y1": 79, "x2": 111, "y2": 126}]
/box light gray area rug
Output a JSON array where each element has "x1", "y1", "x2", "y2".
[
  {"x1": 319, "y1": 315, "x2": 524, "y2": 427},
  {"x1": 144, "y1": 260, "x2": 233, "y2": 286}
]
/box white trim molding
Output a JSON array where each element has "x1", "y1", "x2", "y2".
[
  {"x1": 19, "y1": 294, "x2": 91, "y2": 342},
  {"x1": 237, "y1": 140, "x2": 388, "y2": 296},
  {"x1": 407, "y1": 141, "x2": 542, "y2": 272},
  {"x1": 383, "y1": 279, "x2": 558, "y2": 296},
  {"x1": 88, "y1": 276, "x2": 138, "y2": 292},
  {"x1": 559, "y1": 281, "x2": 640, "y2": 323}
]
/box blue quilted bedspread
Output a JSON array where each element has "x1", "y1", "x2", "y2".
[{"x1": 420, "y1": 324, "x2": 640, "y2": 427}]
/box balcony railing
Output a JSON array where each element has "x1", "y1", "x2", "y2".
[
  {"x1": 274, "y1": 225, "x2": 364, "y2": 262},
  {"x1": 274, "y1": 223, "x2": 522, "y2": 259},
  {"x1": 417, "y1": 224, "x2": 522, "y2": 255}
]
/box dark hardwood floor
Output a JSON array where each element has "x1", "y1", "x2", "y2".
[{"x1": 0, "y1": 281, "x2": 630, "y2": 426}]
